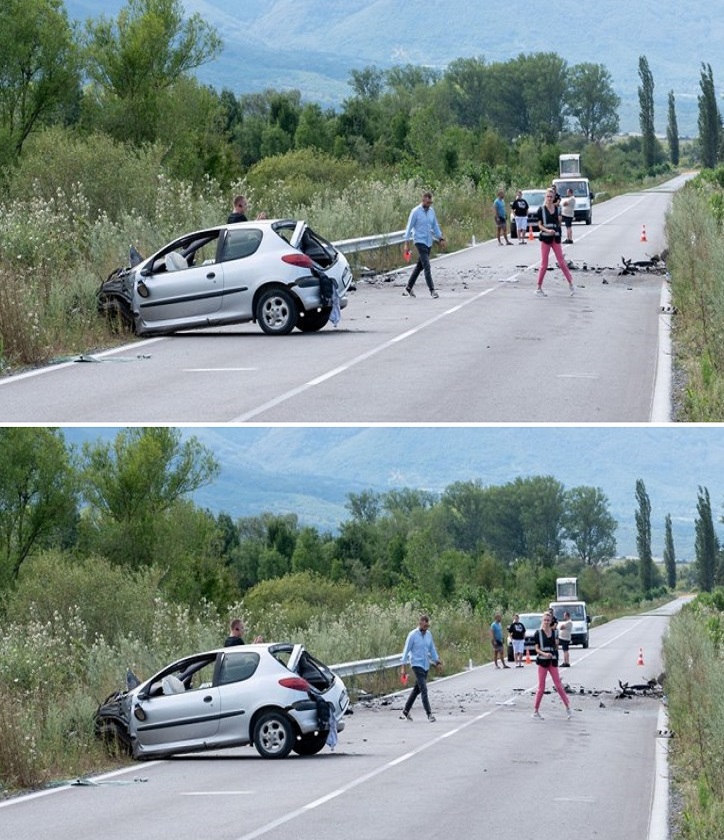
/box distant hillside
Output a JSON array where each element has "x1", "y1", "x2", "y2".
[
  {"x1": 64, "y1": 426, "x2": 724, "y2": 561},
  {"x1": 65, "y1": 0, "x2": 719, "y2": 136}
]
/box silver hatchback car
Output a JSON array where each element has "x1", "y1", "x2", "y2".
[
  {"x1": 98, "y1": 219, "x2": 353, "y2": 336},
  {"x1": 94, "y1": 643, "x2": 350, "y2": 759}
]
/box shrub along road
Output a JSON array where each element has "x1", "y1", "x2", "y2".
[{"x1": 0, "y1": 179, "x2": 686, "y2": 423}]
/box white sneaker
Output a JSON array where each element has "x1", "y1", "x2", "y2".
[
  {"x1": 566, "y1": 707, "x2": 573, "y2": 720},
  {"x1": 535, "y1": 288, "x2": 547, "y2": 297},
  {"x1": 532, "y1": 710, "x2": 544, "y2": 719},
  {"x1": 568, "y1": 285, "x2": 575, "y2": 297}
]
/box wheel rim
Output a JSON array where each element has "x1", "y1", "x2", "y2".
[
  {"x1": 261, "y1": 294, "x2": 291, "y2": 330},
  {"x1": 259, "y1": 718, "x2": 290, "y2": 755}
]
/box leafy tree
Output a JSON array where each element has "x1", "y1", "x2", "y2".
[
  {"x1": 520, "y1": 53, "x2": 568, "y2": 143},
  {"x1": 0, "y1": 428, "x2": 78, "y2": 586},
  {"x1": 295, "y1": 103, "x2": 335, "y2": 152},
  {"x1": 83, "y1": 0, "x2": 221, "y2": 144},
  {"x1": 663, "y1": 513, "x2": 677, "y2": 589},
  {"x1": 638, "y1": 56, "x2": 656, "y2": 169},
  {"x1": 635, "y1": 478, "x2": 654, "y2": 594},
  {"x1": 667, "y1": 91, "x2": 680, "y2": 166},
  {"x1": 696, "y1": 486, "x2": 718, "y2": 591},
  {"x1": 443, "y1": 57, "x2": 489, "y2": 130},
  {"x1": 515, "y1": 475, "x2": 566, "y2": 565},
  {"x1": 697, "y1": 63, "x2": 721, "y2": 169},
  {"x1": 0, "y1": 0, "x2": 80, "y2": 161},
  {"x1": 562, "y1": 486, "x2": 617, "y2": 566},
  {"x1": 349, "y1": 67, "x2": 385, "y2": 100},
  {"x1": 79, "y1": 428, "x2": 220, "y2": 567},
  {"x1": 567, "y1": 63, "x2": 620, "y2": 143}
]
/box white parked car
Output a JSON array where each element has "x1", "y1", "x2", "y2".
[
  {"x1": 97, "y1": 219, "x2": 354, "y2": 336},
  {"x1": 95, "y1": 643, "x2": 350, "y2": 759}
]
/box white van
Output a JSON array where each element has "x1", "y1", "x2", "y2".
[
  {"x1": 549, "y1": 600, "x2": 591, "y2": 648},
  {"x1": 552, "y1": 177, "x2": 595, "y2": 225}
]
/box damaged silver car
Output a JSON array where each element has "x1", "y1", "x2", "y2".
[
  {"x1": 97, "y1": 219, "x2": 353, "y2": 336},
  {"x1": 94, "y1": 643, "x2": 349, "y2": 760}
]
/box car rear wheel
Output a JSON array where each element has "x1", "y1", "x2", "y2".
[
  {"x1": 297, "y1": 308, "x2": 331, "y2": 332},
  {"x1": 253, "y1": 711, "x2": 294, "y2": 758},
  {"x1": 292, "y1": 730, "x2": 328, "y2": 756},
  {"x1": 256, "y1": 288, "x2": 297, "y2": 335}
]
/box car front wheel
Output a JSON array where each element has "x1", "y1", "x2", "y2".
[
  {"x1": 253, "y1": 711, "x2": 294, "y2": 758},
  {"x1": 256, "y1": 288, "x2": 297, "y2": 335}
]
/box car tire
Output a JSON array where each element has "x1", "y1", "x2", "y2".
[
  {"x1": 292, "y1": 730, "x2": 328, "y2": 756},
  {"x1": 507, "y1": 645, "x2": 514, "y2": 663},
  {"x1": 253, "y1": 711, "x2": 294, "y2": 759},
  {"x1": 297, "y1": 308, "x2": 331, "y2": 332},
  {"x1": 97, "y1": 720, "x2": 133, "y2": 756},
  {"x1": 583, "y1": 637, "x2": 589, "y2": 649},
  {"x1": 510, "y1": 220, "x2": 517, "y2": 239},
  {"x1": 100, "y1": 296, "x2": 135, "y2": 333},
  {"x1": 256, "y1": 288, "x2": 297, "y2": 335},
  {"x1": 586, "y1": 213, "x2": 592, "y2": 225}
]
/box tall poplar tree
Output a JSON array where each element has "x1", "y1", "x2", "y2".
[
  {"x1": 638, "y1": 56, "x2": 656, "y2": 170},
  {"x1": 663, "y1": 513, "x2": 676, "y2": 589},
  {"x1": 697, "y1": 63, "x2": 721, "y2": 169},
  {"x1": 635, "y1": 478, "x2": 653, "y2": 595},
  {"x1": 694, "y1": 486, "x2": 718, "y2": 592},
  {"x1": 667, "y1": 91, "x2": 680, "y2": 166}
]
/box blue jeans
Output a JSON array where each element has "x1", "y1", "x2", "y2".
[
  {"x1": 404, "y1": 666, "x2": 432, "y2": 716},
  {"x1": 407, "y1": 243, "x2": 434, "y2": 292}
]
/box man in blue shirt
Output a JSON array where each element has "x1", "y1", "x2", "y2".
[
  {"x1": 400, "y1": 613, "x2": 443, "y2": 722},
  {"x1": 403, "y1": 191, "x2": 446, "y2": 299},
  {"x1": 491, "y1": 613, "x2": 510, "y2": 668}
]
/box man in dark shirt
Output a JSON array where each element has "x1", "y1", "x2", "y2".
[
  {"x1": 227, "y1": 195, "x2": 249, "y2": 224},
  {"x1": 508, "y1": 613, "x2": 527, "y2": 667},
  {"x1": 224, "y1": 618, "x2": 245, "y2": 646}
]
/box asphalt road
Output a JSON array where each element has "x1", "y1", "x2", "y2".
[
  {"x1": 0, "y1": 179, "x2": 685, "y2": 423},
  {"x1": 0, "y1": 600, "x2": 683, "y2": 840}
]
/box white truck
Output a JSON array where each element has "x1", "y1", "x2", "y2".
[
  {"x1": 552, "y1": 154, "x2": 595, "y2": 226},
  {"x1": 550, "y1": 576, "x2": 591, "y2": 648}
]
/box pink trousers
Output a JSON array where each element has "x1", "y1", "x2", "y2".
[
  {"x1": 537, "y1": 241, "x2": 573, "y2": 286},
  {"x1": 534, "y1": 663, "x2": 570, "y2": 711}
]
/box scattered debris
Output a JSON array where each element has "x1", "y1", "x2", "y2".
[{"x1": 619, "y1": 254, "x2": 668, "y2": 276}]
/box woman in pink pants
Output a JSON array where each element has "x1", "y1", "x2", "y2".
[
  {"x1": 535, "y1": 189, "x2": 575, "y2": 297},
  {"x1": 532, "y1": 613, "x2": 572, "y2": 719}
]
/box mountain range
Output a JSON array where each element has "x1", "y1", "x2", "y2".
[
  {"x1": 64, "y1": 0, "x2": 720, "y2": 137},
  {"x1": 62, "y1": 426, "x2": 724, "y2": 561}
]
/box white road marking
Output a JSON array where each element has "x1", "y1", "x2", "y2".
[
  {"x1": 233, "y1": 707, "x2": 497, "y2": 840},
  {"x1": 231, "y1": 287, "x2": 499, "y2": 421},
  {"x1": 184, "y1": 368, "x2": 256, "y2": 372}
]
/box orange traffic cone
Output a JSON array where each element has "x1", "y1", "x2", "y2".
[
  {"x1": 640, "y1": 225, "x2": 647, "y2": 242},
  {"x1": 637, "y1": 648, "x2": 644, "y2": 666},
  {"x1": 525, "y1": 648, "x2": 532, "y2": 665},
  {"x1": 528, "y1": 228, "x2": 534, "y2": 241}
]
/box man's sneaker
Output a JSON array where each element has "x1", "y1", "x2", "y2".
[
  {"x1": 400, "y1": 710, "x2": 413, "y2": 721},
  {"x1": 535, "y1": 287, "x2": 547, "y2": 297},
  {"x1": 566, "y1": 707, "x2": 573, "y2": 720},
  {"x1": 568, "y1": 285, "x2": 575, "y2": 297},
  {"x1": 431, "y1": 290, "x2": 439, "y2": 299},
  {"x1": 428, "y1": 714, "x2": 436, "y2": 722},
  {"x1": 532, "y1": 710, "x2": 544, "y2": 719},
  {"x1": 404, "y1": 287, "x2": 415, "y2": 297}
]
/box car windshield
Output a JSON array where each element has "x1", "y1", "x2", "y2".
[
  {"x1": 520, "y1": 614, "x2": 543, "y2": 629},
  {"x1": 522, "y1": 191, "x2": 546, "y2": 207},
  {"x1": 555, "y1": 180, "x2": 589, "y2": 198},
  {"x1": 553, "y1": 605, "x2": 585, "y2": 620}
]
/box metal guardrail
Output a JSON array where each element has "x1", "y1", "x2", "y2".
[
  {"x1": 333, "y1": 230, "x2": 407, "y2": 255},
  {"x1": 330, "y1": 653, "x2": 402, "y2": 678}
]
